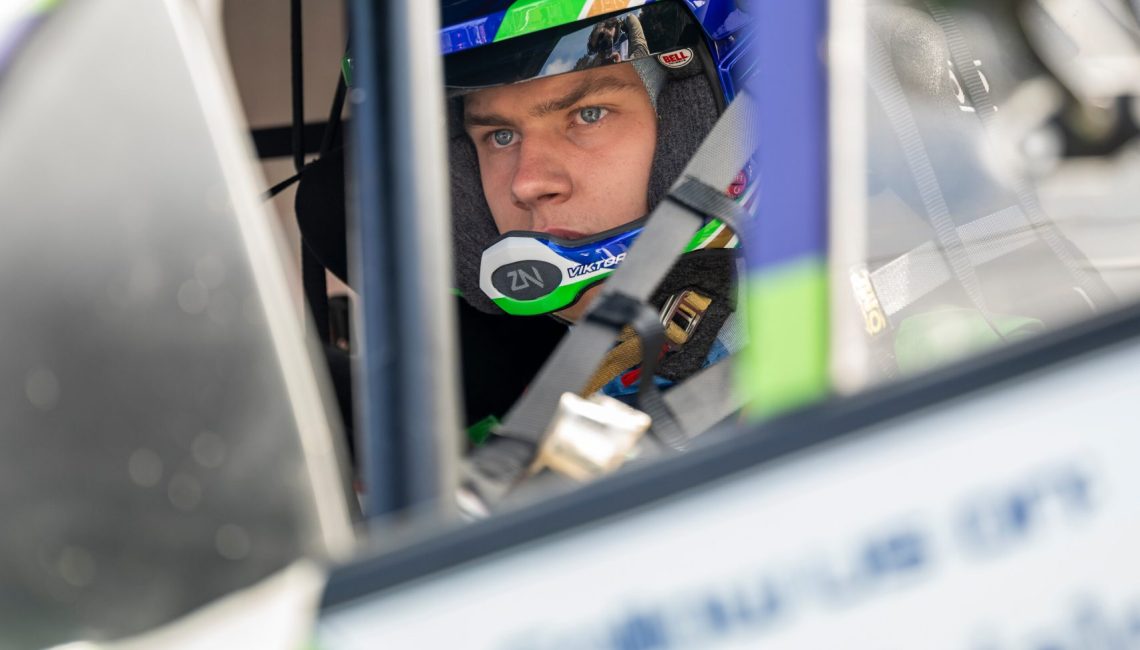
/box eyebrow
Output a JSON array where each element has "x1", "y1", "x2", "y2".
[
  {"x1": 528, "y1": 74, "x2": 640, "y2": 117},
  {"x1": 463, "y1": 74, "x2": 641, "y2": 129},
  {"x1": 463, "y1": 108, "x2": 515, "y2": 129}
]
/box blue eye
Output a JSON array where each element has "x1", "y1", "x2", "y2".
[
  {"x1": 492, "y1": 129, "x2": 515, "y2": 147},
  {"x1": 577, "y1": 107, "x2": 607, "y2": 124}
]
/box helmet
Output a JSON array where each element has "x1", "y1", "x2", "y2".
[{"x1": 442, "y1": 0, "x2": 756, "y2": 379}]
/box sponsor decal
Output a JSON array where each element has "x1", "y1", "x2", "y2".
[
  {"x1": 566, "y1": 252, "x2": 627, "y2": 279},
  {"x1": 658, "y1": 48, "x2": 693, "y2": 68},
  {"x1": 491, "y1": 260, "x2": 562, "y2": 300},
  {"x1": 499, "y1": 463, "x2": 1097, "y2": 649},
  {"x1": 850, "y1": 266, "x2": 888, "y2": 336},
  {"x1": 565, "y1": 252, "x2": 629, "y2": 277}
]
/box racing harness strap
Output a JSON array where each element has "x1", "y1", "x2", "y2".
[
  {"x1": 460, "y1": 90, "x2": 758, "y2": 508},
  {"x1": 923, "y1": 0, "x2": 1115, "y2": 311},
  {"x1": 869, "y1": 205, "x2": 1034, "y2": 321},
  {"x1": 661, "y1": 357, "x2": 739, "y2": 440},
  {"x1": 867, "y1": 29, "x2": 1007, "y2": 340}
]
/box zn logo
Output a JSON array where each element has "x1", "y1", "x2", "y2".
[{"x1": 508, "y1": 267, "x2": 546, "y2": 291}]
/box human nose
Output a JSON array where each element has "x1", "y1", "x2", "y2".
[{"x1": 509, "y1": 134, "x2": 571, "y2": 212}]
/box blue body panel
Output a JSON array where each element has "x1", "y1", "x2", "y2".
[{"x1": 750, "y1": 1, "x2": 826, "y2": 267}]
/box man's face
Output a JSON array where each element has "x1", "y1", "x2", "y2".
[{"x1": 463, "y1": 63, "x2": 657, "y2": 320}]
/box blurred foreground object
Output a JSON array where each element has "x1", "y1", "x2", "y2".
[{"x1": 0, "y1": 0, "x2": 353, "y2": 646}]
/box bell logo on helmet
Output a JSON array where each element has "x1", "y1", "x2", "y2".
[
  {"x1": 658, "y1": 48, "x2": 694, "y2": 69},
  {"x1": 491, "y1": 260, "x2": 563, "y2": 301}
]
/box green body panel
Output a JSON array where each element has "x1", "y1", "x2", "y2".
[{"x1": 738, "y1": 258, "x2": 829, "y2": 418}]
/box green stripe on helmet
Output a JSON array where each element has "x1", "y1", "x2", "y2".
[
  {"x1": 494, "y1": 0, "x2": 589, "y2": 42},
  {"x1": 492, "y1": 276, "x2": 604, "y2": 316},
  {"x1": 492, "y1": 0, "x2": 664, "y2": 44},
  {"x1": 684, "y1": 218, "x2": 735, "y2": 253}
]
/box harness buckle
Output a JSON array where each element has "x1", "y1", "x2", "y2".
[{"x1": 534, "y1": 392, "x2": 651, "y2": 482}]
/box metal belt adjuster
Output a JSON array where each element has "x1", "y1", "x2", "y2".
[{"x1": 660, "y1": 289, "x2": 712, "y2": 349}]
